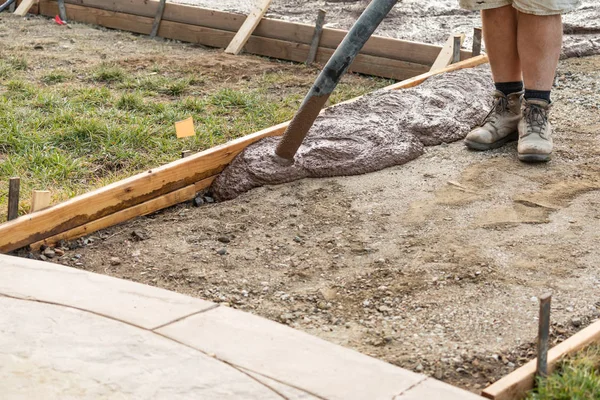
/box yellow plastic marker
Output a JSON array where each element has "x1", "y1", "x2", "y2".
[{"x1": 175, "y1": 117, "x2": 195, "y2": 138}]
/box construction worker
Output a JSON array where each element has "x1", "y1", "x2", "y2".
[{"x1": 461, "y1": 1, "x2": 579, "y2": 162}]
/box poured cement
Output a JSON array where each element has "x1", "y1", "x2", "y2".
[{"x1": 211, "y1": 67, "x2": 493, "y2": 201}]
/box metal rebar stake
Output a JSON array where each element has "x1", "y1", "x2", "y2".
[
  {"x1": 274, "y1": 0, "x2": 399, "y2": 161},
  {"x1": 537, "y1": 293, "x2": 552, "y2": 378}
]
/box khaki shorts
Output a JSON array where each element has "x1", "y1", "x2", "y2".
[{"x1": 459, "y1": 0, "x2": 580, "y2": 15}]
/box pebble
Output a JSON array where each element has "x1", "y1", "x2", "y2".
[
  {"x1": 43, "y1": 248, "x2": 56, "y2": 259},
  {"x1": 217, "y1": 248, "x2": 227, "y2": 256},
  {"x1": 571, "y1": 317, "x2": 582, "y2": 327},
  {"x1": 218, "y1": 236, "x2": 231, "y2": 244},
  {"x1": 109, "y1": 257, "x2": 122, "y2": 266},
  {"x1": 54, "y1": 248, "x2": 65, "y2": 257},
  {"x1": 39, "y1": 254, "x2": 48, "y2": 261}
]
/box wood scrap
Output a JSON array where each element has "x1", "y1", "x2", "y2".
[
  {"x1": 30, "y1": 190, "x2": 51, "y2": 213},
  {"x1": 225, "y1": 0, "x2": 273, "y2": 55},
  {"x1": 8, "y1": 178, "x2": 20, "y2": 221},
  {"x1": 473, "y1": 27, "x2": 482, "y2": 56},
  {"x1": 430, "y1": 33, "x2": 466, "y2": 71},
  {"x1": 13, "y1": 0, "x2": 36, "y2": 16}
]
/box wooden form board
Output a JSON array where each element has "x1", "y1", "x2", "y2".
[
  {"x1": 430, "y1": 33, "x2": 466, "y2": 72},
  {"x1": 30, "y1": 190, "x2": 51, "y2": 213},
  {"x1": 37, "y1": 1, "x2": 429, "y2": 81},
  {"x1": 225, "y1": 0, "x2": 272, "y2": 55},
  {"x1": 0, "y1": 54, "x2": 488, "y2": 254},
  {"x1": 13, "y1": 0, "x2": 36, "y2": 15},
  {"x1": 41, "y1": 0, "x2": 472, "y2": 66},
  {"x1": 482, "y1": 318, "x2": 600, "y2": 399}
]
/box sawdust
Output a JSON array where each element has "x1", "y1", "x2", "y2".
[{"x1": 211, "y1": 67, "x2": 494, "y2": 200}]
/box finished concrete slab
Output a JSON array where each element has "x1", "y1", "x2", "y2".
[{"x1": 0, "y1": 254, "x2": 484, "y2": 399}]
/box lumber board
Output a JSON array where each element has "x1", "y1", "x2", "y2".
[
  {"x1": 30, "y1": 190, "x2": 51, "y2": 213},
  {"x1": 57, "y1": 0, "x2": 471, "y2": 65},
  {"x1": 482, "y1": 319, "x2": 600, "y2": 400},
  {"x1": 38, "y1": 1, "x2": 429, "y2": 81},
  {"x1": 0, "y1": 53, "x2": 488, "y2": 253},
  {"x1": 430, "y1": 33, "x2": 466, "y2": 71},
  {"x1": 225, "y1": 0, "x2": 273, "y2": 55},
  {"x1": 14, "y1": 0, "x2": 36, "y2": 15},
  {"x1": 31, "y1": 178, "x2": 215, "y2": 250}
]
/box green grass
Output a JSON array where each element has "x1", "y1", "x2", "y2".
[
  {"x1": 526, "y1": 344, "x2": 600, "y2": 400},
  {"x1": 0, "y1": 55, "x2": 391, "y2": 220}
]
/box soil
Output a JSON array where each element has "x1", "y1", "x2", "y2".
[
  {"x1": 180, "y1": 0, "x2": 600, "y2": 54},
  {"x1": 42, "y1": 54, "x2": 600, "y2": 393},
  {"x1": 4, "y1": 4, "x2": 600, "y2": 396}
]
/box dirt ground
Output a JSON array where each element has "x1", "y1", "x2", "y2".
[
  {"x1": 4, "y1": 4, "x2": 600, "y2": 395},
  {"x1": 40, "y1": 54, "x2": 600, "y2": 393}
]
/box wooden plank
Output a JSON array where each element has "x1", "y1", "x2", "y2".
[
  {"x1": 38, "y1": 1, "x2": 429, "y2": 80},
  {"x1": 14, "y1": 0, "x2": 36, "y2": 15},
  {"x1": 149, "y1": 0, "x2": 166, "y2": 38},
  {"x1": 0, "y1": 51, "x2": 488, "y2": 253},
  {"x1": 225, "y1": 0, "x2": 273, "y2": 55},
  {"x1": 30, "y1": 190, "x2": 51, "y2": 213},
  {"x1": 482, "y1": 319, "x2": 600, "y2": 400},
  {"x1": 31, "y1": 178, "x2": 214, "y2": 250},
  {"x1": 59, "y1": 0, "x2": 467, "y2": 65},
  {"x1": 430, "y1": 33, "x2": 465, "y2": 71},
  {"x1": 306, "y1": 9, "x2": 326, "y2": 65},
  {"x1": 452, "y1": 35, "x2": 462, "y2": 64},
  {"x1": 8, "y1": 178, "x2": 20, "y2": 221}
]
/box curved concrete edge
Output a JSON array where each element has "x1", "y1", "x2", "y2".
[
  {"x1": 0, "y1": 254, "x2": 484, "y2": 399},
  {"x1": 0, "y1": 254, "x2": 215, "y2": 330}
]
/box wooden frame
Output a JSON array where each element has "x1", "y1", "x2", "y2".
[
  {"x1": 482, "y1": 319, "x2": 600, "y2": 400},
  {"x1": 0, "y1": 55, "x2": 488, "y2": 253}
]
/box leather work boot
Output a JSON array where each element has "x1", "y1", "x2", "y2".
[
  {"x1": 518, "y1": 98, "x2": 553, "y2": 163},
  {"x1": 464, "y1": 90, "x2": 523, "y2": 150}
]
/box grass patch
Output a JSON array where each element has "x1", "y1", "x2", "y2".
[
  {"x1": 526, "y1": 344, "x2": 600, "y2": 400},
  {"x1": 0, "y1": 57, "x2": 390, "y2": 221}
]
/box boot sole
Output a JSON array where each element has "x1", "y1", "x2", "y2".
[
  {"x1": 464, "y1": 132, "x2": 518, "y2": 151},
  {"x1": 518, "y1": 153, "x2": 551, "y2": 163}
]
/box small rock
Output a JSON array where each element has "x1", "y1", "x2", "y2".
[
  {"x1": 415, "y1": 363, "x2": 424, "y2": 372},
  {"x1": 132, "y1": 230, "x2": 150, "y2": 241},
  {"x1": 109, "y1": 257, "x2": 122, "y2": 266},
  {"x1": 217, "y1": 248, "x2": 227, "y2": 256},
  {"x1": 131, "y1": 250, "x2": 141, "y2": 257},
  {"x1": 54, "y1": 248, "x2": 65, "y2": 257},
  {"x1": 571, "y1": 317, "x2": 582, "y2": 327},
  {"x1": 320, "y1": 287, "x2": 337, "y2": 301},
  {"x1": 43, "y1": 248, "x2": 56, "y2": 259},
  {"x1": 39, "y1": 254, "x2": 48, "y2": 261},
  {"x1": 317, "y1": 301, "x2": 329, "y2": 310},
  {"x1": 218, "y1": 236, "x2": 231, "y2": 244},
  {"x1": 204, "y1": 196, "x2": 215, "y2": 203},
  {"x1": 192, "y1": 195, "x2": 204, "y2": 207},
  {"x1": 294, "y1": 236, "x2": 303, "y2": 243}
]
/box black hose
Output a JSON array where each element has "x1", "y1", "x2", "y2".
[{"x1": 0, "y1": 0, "x2": 16, "y2": 13}]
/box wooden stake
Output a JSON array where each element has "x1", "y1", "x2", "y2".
[
  {"x1": 473, "y1": 27, "x2": 482, "y2": 57},
  {"x1": 8, "y1": 177, "x2": 20, "y2": 221},
  {"x1": 537, "y1": 293, "x2": 552, "y2": 378},
  {"x1": 430, "y1": 33, "x2": 465, "y2": 71},
  {"x1": 57, "y1": 0, "x2": 67, "y2": 22},
  {"x1": 306, "y1": 9, "x2": 326, "y2": 65},
  {"x1": 225, "y1": 0, "x2": 273, "y2": 55},
  {"x1": 30, "y1": 190, "x2": 51, "y2": 213},
  {"x1": 150, "y1": 0, "x2": 167, "y2": 38},
  {"x1": 14, "y1": 0, "x2": 36, "y2": 16},
  {"x1": 452, "y1": 34, "x2": 462, "y2": 64},
  {"x1": 9, "y1": 0, "x2": 16, "y2": 12}
]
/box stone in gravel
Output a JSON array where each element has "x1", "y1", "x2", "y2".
[
  {"x1": 320, "y1": 287, "x2": 337, "y2": 301},
  {"x1": 218, "y1": 235, "x2": 231, "y2": 243},
  {"x1": 204, "y1": 196, "x2": 215, "y2": 203},
  {"x1": 39, "y1": 254, "x2": 48, "y2": 261},
  {"x1": 192, "y1": 195, "x2": 205, "y2": 207},
  {"x1": 217, "y1": 248, "x2": 228, "y2": 256},
  {"x1": 54, "y1": 248, "x2": 65, "y2": 257},
  {"x1": 294, "y1": 236, "x2": 303, "y2": 243},
  {"x1": 110, "y1": 257, "x2": 122, "y2": 266},
  {"x1": 43, "y1": 248, "x2": 56, "y2": 259},
  {"x1": 132, "y1": 230, "x2": 151, "y2": 241},
  {"x1": 571, "y1": 317, "x2": 582, "y2": 327}
]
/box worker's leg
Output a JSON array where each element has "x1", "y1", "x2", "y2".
[
  {"x1": 512, "y1": 0, "x2": 572, "y2": 162},
  {"x1": 464, "y1": 4, "x2": 523, "y2": 150}
]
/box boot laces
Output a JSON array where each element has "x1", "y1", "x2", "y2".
[
  {"x1": 522, "y1": 104, "x2": 549, "y2": 138},
  {"x1": 481, "y1": 95, "x2": 509, "y2": 126}
]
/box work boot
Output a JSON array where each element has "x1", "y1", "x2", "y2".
[
  {"x1": 518, "y1": 98, "x2": 553, "y2": 163},
  {"x1": 464, "y1": 90, "x2": 523, "y2": 150}
]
